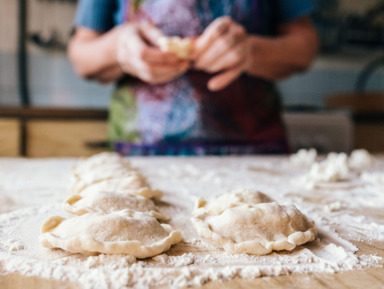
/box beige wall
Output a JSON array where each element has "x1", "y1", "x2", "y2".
[
  {"x1": 0, "y1": 0, "x2": 76, "y2": 53},
  {"x1": 0, "y1": 0, "x2": 18, "y2": 52},
  {"x1": 28, "y1": 0, "x2": 76, "y2": 54}
]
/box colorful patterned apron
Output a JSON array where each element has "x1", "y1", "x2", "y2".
[{"x1": 109, "y1": 0, "x2": 288, "y2": 155}]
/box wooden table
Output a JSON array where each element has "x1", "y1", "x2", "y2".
[{"x1": 0, "y1": 157, "x2": 383, "y2": 289}]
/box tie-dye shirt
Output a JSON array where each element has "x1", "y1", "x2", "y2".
[{"x1": 75, "y1": 0, "x2": 314, "y2": 155}]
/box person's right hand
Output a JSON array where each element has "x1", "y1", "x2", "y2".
[{"x1": 117, "y1": 22, "x2": 190, "y2": 84}]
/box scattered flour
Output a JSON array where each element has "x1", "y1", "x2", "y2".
[
  {"x1": 0, "y1": 156, "x2": 383, "y2": 289},
  {"x1": 362, "y1": 171, "x2": 384, "y2": 188},
  {"x1": 294, "y1": 149, "x2": 377, "y2": 189}
]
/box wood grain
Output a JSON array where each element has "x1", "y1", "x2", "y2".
[
  {"x1": 0, "y1": 118, "x2": 20, "y2": 156},
  {"x1": 190, "y1": 240, "x2": 384, "y2": 289},
  {"x1": 26, "y1": 120, "x2": 108, "y2": 157},
  {"x1": 0, "y1": 270, "x2": 81, "y2": 289},
  {"x1": 1, "y1": 242, "x2": 383, "y2": 289}
]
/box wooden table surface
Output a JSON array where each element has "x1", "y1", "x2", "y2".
[
  {"x1": 2, "y1": 241, "x2": 383, "y2": 289},
  {"x1": 0, "y1": 157, "x2": 383, "y2": 289}
]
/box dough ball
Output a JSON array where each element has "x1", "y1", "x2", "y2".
[
  {"x1": 290, "y1": 148, "x2": 317, "y2": 167},
  {"x1": 40, "y1": 210, "x2": 182, "y2": 258},
  {"x1": 348, "y1": 149, "x2": 375, "y2": 172},
  {"x1": 158, "y1": 36, "x2": 192, "y2": 59},
  {"x1": 63, "y1": 191, "x2": 167, "y2": 221}
]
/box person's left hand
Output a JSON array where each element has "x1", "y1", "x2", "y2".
[{"x1": 193, "y1": 16, "x2": 250, "y2": 91}]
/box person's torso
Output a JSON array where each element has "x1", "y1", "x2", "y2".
[{"x1": 109, "y1": 0, "x2": 287, "y2": 154}]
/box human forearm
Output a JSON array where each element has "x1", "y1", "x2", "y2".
[
  {"x1": 68, "y1": 27, "x2": 123, "y2": 80},
  {"x1": 246, "y1": 20, "x2": 318, "y2": 80},
  {"x1": 193, "y1": 16, "x2": 318, "y2": 91},
  {"x1": 87, "y1": 65, "x2": 124, "y2": 84},
  {"x1": 69, "y1": 23, "x2": 190, "y2": 84}
]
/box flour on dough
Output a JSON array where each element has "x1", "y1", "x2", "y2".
[
  {"x1": 71, "y1": 152, "x2": 138, "y2": 194},
  {"x1": 158, "y1": 36, "x2": 192, "y2": 59},
  {"x1": 72, "y1": 152, "x2": 131, "y2": 175},
  {"x1": 63, "y1": 191, "x2": 167, "y2": 221},
  {"x1": 192, "y1": 191, "x2": 317, "y2": 255},
  {"x1": 298, "y1": 152, "x2": 352, "y2": 189},
  {"x1": 40, "y1": 209, "x2": 182, "y2": 258},
  {"x1": 297, "y1": 150, "x2": 375, "y2": 189},
  {"x1": 76, "y1": 177, "x2": 163, "y2": 200},
  {"x1": 196, "y1": 189, "x2": 273, "y2": 215}
]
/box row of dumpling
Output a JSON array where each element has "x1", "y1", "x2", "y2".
[{"x1": 40, "y1": 152, "x2": 182, "y2": 258}]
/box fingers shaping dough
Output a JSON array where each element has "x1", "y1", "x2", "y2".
[
  {"x1": 40, "y1": 210, "x2": 182, "y2": 258},
  {"x1": 158, "y1": 36, "x2": 192, "y2": 59},
  {"x1": 63, "y1": 191, "x2": 167, "y2": 221},
  {"x1": 192, "y1": 191, "x2": 317, "y2": 255}
]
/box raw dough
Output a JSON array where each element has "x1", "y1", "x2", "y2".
[
  {"x1": 192, "y1": 191, "x2": 317, "y2": 255},
  {"x1": 298, "y1": 152, "x2": 351, "y2": 189},
  {"x1": 348, "y1": 149, "x2": 375, "y2": 172},
  {"x1": 289, "y1": 148, "x2": 317, "y2": 167},
  {"x1": 158, "y1": 36, "x2": 192, "y2": 59},
  {"x1": 72, "y1": 152, "x2": 131, "y2": 175},
  {"x1": 297, "y1": 150, "x2": 375, "y2": 189},
  {"x1": 196, "y1": 189, "x2": 273, "y2": 215},
  {"x1": 70, "y1": 152, "x2": 138, "y2": 194},
  {"x1": 70, "y1": 171, "x2": 150, "y2": 195},
  {"x1": 63, "y1": 191, "x2": 167, "y2": 221},
  {"x1": 40, "y1": 209, "x2": 182, "y2": 258},
  {"x1": 76, "y1": 177, "x2": 163, "y2": 200}
]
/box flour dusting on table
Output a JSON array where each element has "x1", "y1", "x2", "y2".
[{"x1": 0, "y1": 156, "x2": 383, "y2": 288}]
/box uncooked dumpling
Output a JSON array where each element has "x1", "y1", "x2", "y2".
[
  {"x1": 76, "y1": 177, "x2": 163, "y2": 200},
  {"x1": 63, "y1": 191, "x2": 167, "y2": 220},
  {"x1": 72, "y1": 152, "x2": 131, "y2": 175},
  {"x1": 289, "y1": 148, "x2": 317, "y2": 167},
  {"x1": 70, "y1": 171, "x2": 150, "y2": 195},
  {"x1": 196, "y1": 189, "x2": 273, "y2": 215},
  {"x1": 40, "y1": 210, "x2": 182, "y2": 258},
  {"x1": 191, "y1": 191, "x2": 317, "y2": 255}
]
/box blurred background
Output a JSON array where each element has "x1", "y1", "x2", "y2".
[{"x1": 1, "y1": 0, "x2": 384, "y2": 157}]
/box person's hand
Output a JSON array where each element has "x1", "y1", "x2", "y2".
[
  {"x1": 117, "y1": 22, "x2": 190, "y2": 84},
  {"x1": 193, "y1": 16, "x2": 250, "y2": 91}
]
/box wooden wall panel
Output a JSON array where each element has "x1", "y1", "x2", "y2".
[
  {"x1": 26, "y1": 120, "x2": 108, "y2": 157},
  {"x1": 0, "y1": 118, "x2": 20, "y2": 157}
]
